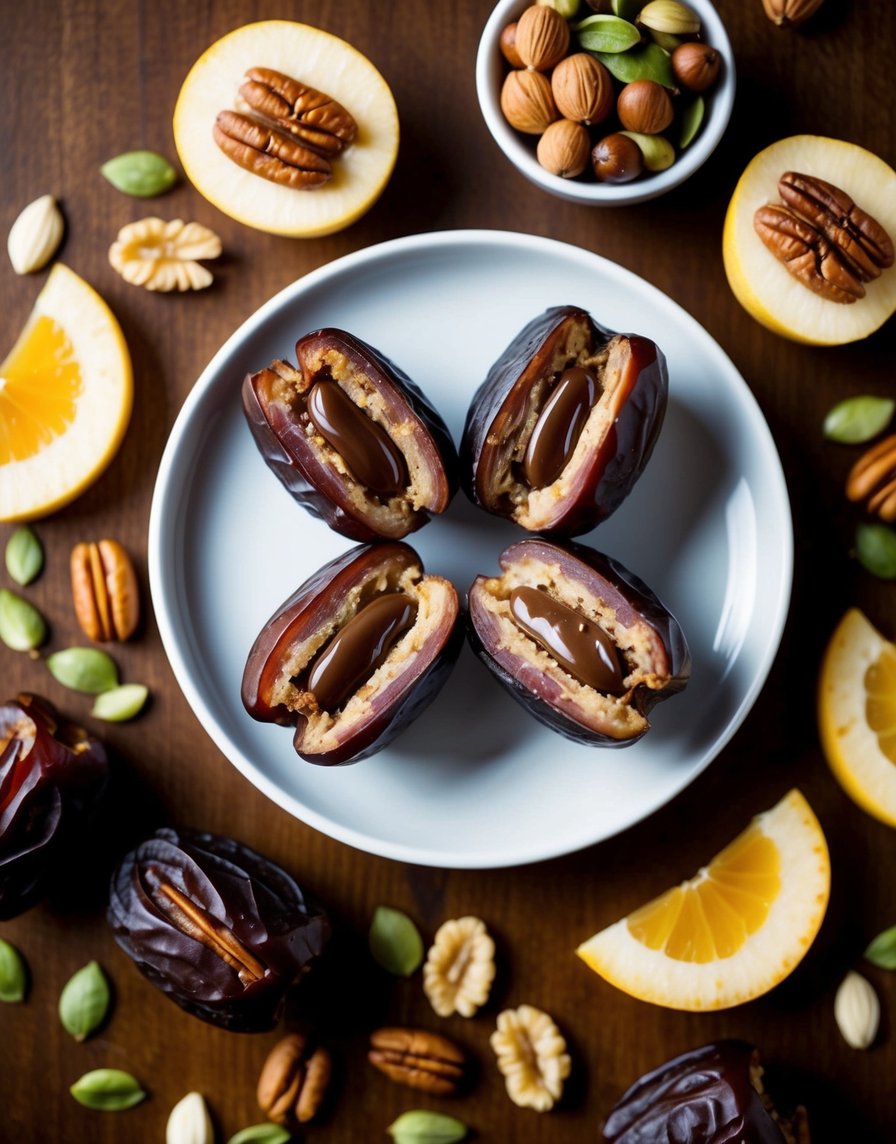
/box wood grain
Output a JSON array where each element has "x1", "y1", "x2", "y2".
[{"x1": 1, "y1": 1, "x2": 895, "y2": 1140}]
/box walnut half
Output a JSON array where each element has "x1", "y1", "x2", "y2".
[
  {"x1": 490, "y1": 1004, "x2": 571, "y2": 1112},
  {"x1": 108, "y1": 217, "x2": 222, "y2": 291},
  {"x1": 423, "y1": 916, "x2": 496, "y2": 1018}
]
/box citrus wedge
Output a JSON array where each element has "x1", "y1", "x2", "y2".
[
  {"x1": 723, "y1": 135, "x2": 896, "y2": 345},
  {"x1": 174, "y1": 21, "x2": 399, "y2": 237},
  {"x1": 818, "y1": 607, "x2": 896, "y2": 828},
  {"x1": 576, "y1": 789, "x2": 830, "y2": 1011},
  {"x1": 0, "y1": 263, "x2": 132, "y2": 521}
]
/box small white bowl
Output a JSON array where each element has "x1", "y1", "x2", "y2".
[{"x1": 476, "y1": 0, "x2": 736, "y2": 206}]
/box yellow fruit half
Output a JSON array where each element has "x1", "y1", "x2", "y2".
[
  {"x1": 0, "y1": 264, "x2": 133, "y2": 522},
  {"x1": 723, "y1": 135, "x2": 896, "y2": 345},
  {"x1": 818, "y1": 607, "x2": 896, "y2": 828},
  {"x1": 174, "y1": 20, "x2": 399, "y2": 237},
  {"x1": 576, "y1": 789, "x2": 830, "y2": 1011}
]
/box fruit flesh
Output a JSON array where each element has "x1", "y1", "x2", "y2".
[{"x1": 723, "y1": 135, "x2": 896, "y2": 344}]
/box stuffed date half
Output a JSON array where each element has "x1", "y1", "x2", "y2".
[
  {"x1": 460, "y1": 305, "x2": 667, "y2": 535},
  {"x1": 243, "y1": 328, "x2": 458, "y2": 542},
  {"x1": 108, "y1": 827, "x2": 329, "y2": 1032},
  {"x1": 242, "y1": 542, "x2": 463, "y2": 765},
  {"x1": 467, "y1": 539, "x2": 689, "y2": 747}
]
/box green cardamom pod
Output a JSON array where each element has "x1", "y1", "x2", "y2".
[
  {"x1": 5, "y1": 525, "x2": 43, "y2": 585},
  {"x1": 91, "y1": 683, "x2": 149, "y2": 722},
  {"x1": 593, "y1": 42, "x2": 676, "y2": 88},
  {"x1": 823, "y1": 396, "x2": 895, "y2": 444},
  {"x1": 865, "y1": 925, "x2": 896, "y2": 969},
  {"x1": 59, "y1": 960, "x2": 111, "y2": 1041},
  {"x1": 855, "y1": 523, "x2": 896, "y2": 579},
  {"x1": 0, "y1": 588, "x2": 47, "y2": 651},
  {"x1": 70, "y1": 1069, "x2": 146, "y2": 1111},
  {"x1": 46, "y1": 646, "x2": 119, "y2": 694},
  {"x1": 369, "y1": 905, "x2": 424, "y2": 976},
  {"x1": 575, "y1": 14, "x2": 642, "y2": 53},
  {"x1": 387, "y1": 1110, "x2": 468, "y2": 1143},
  {"x1": 226, "y1": 1125, "x2": 292, "y2": 1144},
  {"x1": 100, "y1": 150, "x2": 177, "y2": 197},
  {"x1": 680, "y1": 95, "x2": 705, "y2": 149},
  {"x1": 0, "y1": 938, "x2": 28, "y2": 1002}
]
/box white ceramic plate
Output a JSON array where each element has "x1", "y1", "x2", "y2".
[{"x1": 149, "y1": 230, "x2": 792, "y2": 869}]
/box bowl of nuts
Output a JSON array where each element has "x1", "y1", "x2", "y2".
[{"x1": 476, "y1": 0, "x2": 735, "y2": 205}]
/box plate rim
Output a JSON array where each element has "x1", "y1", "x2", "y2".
[{"x1": 148, "y1": 228, "x2": 793, "y2": 869}]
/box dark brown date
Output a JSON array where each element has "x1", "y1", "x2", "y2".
[
  {"x1": 467, "y1": 538, "x2": 689, "y2": 747},
  {"x1": 460, "y1": 306, "x2": 667, "y2": 535},
  {"x1": 242, "y1": 328, "x2": 458, "y2": 541},
  {"x1": 108, "y1": 827, "x2": 330, "y2": 1032},
  {"x1": 602, "y1": 1041, "x2": 810, "y2": 1144},
  {"x1": 0, "y1": 694, "x2": 107, "y2": 919},
  {"x1": 241, "y1": 542, "x2": 462, "y2": 765}
]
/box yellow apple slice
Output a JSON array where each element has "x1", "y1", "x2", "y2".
[
  {"x1": 174, "y1": 20, "x2": 399, "y2": 237},
  {"x1": 723, "y1": 135, "x2": 896, "y2": 345}
]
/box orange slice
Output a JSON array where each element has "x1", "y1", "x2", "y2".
[
  {"x1": 576, "y1": 789, "x2": 830, "y2": 1011},
  {"x1": 818, "y1": 607, "x2": 896, "y2": 828},
  {"x1": 0, "y1": 264, "x2": 132, "y2": 521}
]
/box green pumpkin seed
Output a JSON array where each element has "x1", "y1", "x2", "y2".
[
  {"x1": 5, "y1": 525, "x2": 43, "y2": 585},
  {"x1": 388, "y1": 1110, "x2": 469, "y2": 1143},
  {"x1": 620, "y1": 130, "x2": 676, "y2": 171},
  {"x1": 226, "y1": 1125, "x2": 291, "y2": 1144},
  {"x1": 59, "y1": 960, "x2": 111, "y2": 1041},
  {"x1": 648, "y1": 28, "x2": 684, "y2": 50},
  {"x1": 575, "y1": 13, "x2": 642, "y2": 53},
  {"x1": 823, "y1": 396, "x2": 895, "y2": 444},
  {"x1": 0, "y1": 588, "x2": 47, "y2": 651},
  {"x1": 594, "y1": 42, "x2": 676, "y2": 89},
  {"x1": 70, "y1": 1069, "x2": 146, "y2": 1111},
  {"x1": 369, "y1": 905, "x2": 424, "y2": 976},
  {"x1": 540, "y1": 0, "x2": 580, "y2": 17},
  {"x1": 46, "y1": 647, "x2": 119, "y2": 693},
  {"x1": 855, "y1": 523, "x2": 896, "y2": 579},
  {"x1": 0, "y1": 938, "x2": 28, "y2": 1002},
  {"x1": 91, "y1": 683, "x2": 149, "y2": 722},
  {"x1": 101, "y1": 150, "x2": 177, "y2": 197},
  {"x1": 680, "y1": 96, "x2": 705, "y2": 148},
  {"x1": 865, "y1": 925, "x2": 896, "y2": 970}
]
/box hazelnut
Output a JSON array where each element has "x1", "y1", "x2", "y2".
[
  {"x1": 591, "y1": 133, "x2": 644, "y2": 184},
  {"x1": 551, "y1": 53, "x2": 613, "y2": 126},
  {"x1": 616, "y1": 79, "x2": 674, "y2": 135},
  {"x1": 537, "y1": 118, "x2": 591, "y2": 178},
  {"x1": 514, "y1": 4, "x2": 570, "y2": 71},
  {"x1": 671, "y1": 42, "x2": 721, "y2": 92},
  {"x1": 500, "y1": 69, "x2": 559, "y2": 134},
  {"x1": 499, "y1": 22, "x2": 524, "y2": 69}
]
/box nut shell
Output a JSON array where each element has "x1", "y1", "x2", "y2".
[
  {"x1": 500, "y1": 69, "x2": 559, "y2": 134},
  {"x1": 515, "y1": 4, "x2": 570, "y2": 71},
  {"x1": 499, "y1": 21, "x2": 524, "y2": 68},
  {"x1": 592, "y1": 134, "x2": 644, "y2": 183},
  {"x1": 616, "y1": 80, "x2": 674, "y2": 135},
  {"x1": 537, "y1": 118, "x2": 591, "y2": 178},
  {"x1": 551, "y1": 53, "x2": 613, "y2": 126},
  {"x1": 671, "y1": 41, "x2": 721, "y2": 92}
]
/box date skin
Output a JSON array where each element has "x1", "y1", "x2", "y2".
[
  {"x1": 602, "y1": 1041, "x2": 800, "y2": 1144},
  {"x1": 242, "y1": 542, "x2": 463, "y2": 765},
  {"x1": 460, "y1": 305, "x2": 667, "y2": 536},
  {"x1": 468, "y1": 538, "x2": 690, "y2": 747},
  {"x1": 108, "y1": 827, "x2": 330, "y2": 1032},
  {"x1": 0, "y1": 694, "x2": 107, "y2": 919},
  {"x1": 242, "y1": 328, "x2": 458, "y2": 542}
]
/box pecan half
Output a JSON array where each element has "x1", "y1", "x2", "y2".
[
  {"x1": 779, "y1": 172, "x2": 895, "y2": 282},
  {"x1": 239, "y1": 67, "x2": 357, "y2": 156},
  {"x1": 213, "y1": 110, "x2": 331, "y2": 189},
  {"x1": 257, "y1": 1033, "x2": 332, "y2": 1125},
  {"x1": 753, "y1": 204, "x2": 865, "y2": 304},
  {"x1": 70, "y1": 539, "x2": 139, "y2": 642},
  {"x1": 846, "y1": 434, "x2": 896, "y2": 521},
  {"x1": 368, "y1": 1027, "x2": 467, "y2": 1095}
]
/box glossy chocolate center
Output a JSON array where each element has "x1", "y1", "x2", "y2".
[
  {"x1": 307, "y1": 380, "x2": 409, "y2": 497},
  {"x1": 509, "y1": 586, "x2": 625, "y2": 693},
  {"x1": 307, "y1": 592, "x2": 418, "y2": 712},
  {"x1": 522, "y1": 366, "x2": 599, "y2": 489}
]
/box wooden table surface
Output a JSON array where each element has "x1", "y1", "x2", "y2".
[{"x1": 2, "y1": 1, "x2": 895, "y2": 1141}]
